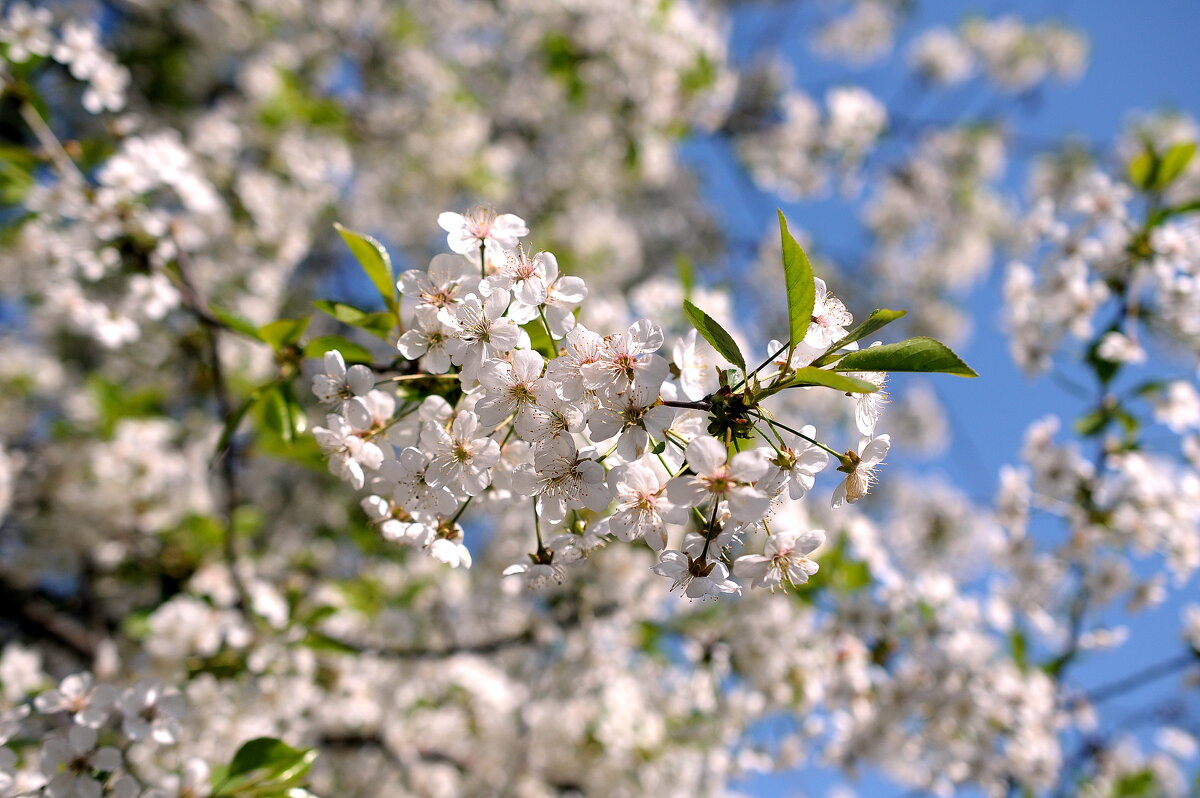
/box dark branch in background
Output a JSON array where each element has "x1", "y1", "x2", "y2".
[
  {"x1": 0, "y1": 573, "x2": 101, "y2": 660},
  {"x1": 1082, "y1": 651, "x2": 1198, "y2": 705},
  {"x1": 169, "y1": 229, "x2": 255, "y2": 618}
]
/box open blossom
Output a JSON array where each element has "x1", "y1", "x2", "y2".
[
  {"x1": 483, "y1": 249, "x2": 556, "y2": 310},
  {"x1": 40, "y1": 725, "x2": 121, "y2": 798},
  {"x1": 312, "y1": 350, "x2": 374, "y2": 406},
  {"x1": 668, "y1": 435, "x2": 771, "y2": 523},
  {"x1": 440, "y1": 289, "x2": 521, "y2": 382},
  {"x1": 586, "y1": 384, "x2": 675, "y2": 460},
  {"x1": 437, "y1": 207, "x2": 528, "y2": 257},
  {"x1": 515, "y1": 382, "x2": 585, "y2": 444},
  {"x1": 581, "y1": 319, "x2": 669, "y2": 397},
  {"x1": 477, "y1": 349, "x2": 546, "y2": 428},
  {"x1": 832, "y1": 434, "x2": 891, "y2": 508},
  {"x1": 607, "y1": 461, "x2": 687, "y2": 550},
  {"x1": 513, "y1": 437, "x2": 610, "y2": 524},
  {"x1": 313, "y1": 414, "x2": 384, "y2": 490},
  {"x1": 420, "y1": 410, "x2": 501, "y2": 496},
  {"x1": 541, "y1": 271, "x2": 588, "y2": 337},
  {"x1": 804, "y1": 277, "x2": 853, "y2": 348},
  {"x1": 119, "y1": 681, "x2": 184, "y2": 744},
  {"x1": 651, "y1": 550, "x2": 741, "y2": 599},
  {"x1": 397, "y1": 304, "x2": 455, "y2": 373},
  {"x1": 672, "y1": 329, "x2": 722, "y2": 401},
  {"x1": 377, "y1": 447, "x2": 457, "y2": 518},
  {"x1": 400, "y1": 253, "x2": 478, "y2": 322},
  {"x1": 34, "y1": 673, "x2": 117, "y2": 729},
  {"x1": 546, "y1": 324, "x2": 606, "y2": 401},
  {"x1": 428, "y1": 522, "x2": 472, "y2": 568},
  {"x1": 735, "y1": 528, "x2": 825, "y2": 590},
  {"x1": 761, "y1": 425, "x2": 830, "y2": 500}
]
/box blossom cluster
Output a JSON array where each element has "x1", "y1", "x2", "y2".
[{"x1": 312, "y1": 210, "x2": 895, "y2": 597}]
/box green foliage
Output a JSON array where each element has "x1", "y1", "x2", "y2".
[
  {"x1": 209, "y1": 306, "x2": 265, "y2": 342},
  {"x1": 522, "y1": 319, "x2": 557, "y2": 359},
  {"x1": 257, "y1": 317, "x2": 310, "y2": 351},
  {"x1": 1110, "y1": 769, "x2": 1160, "y2": 798},
  {"x1": 258, "y1": 69, "x2": 348, "y2": 132},
  {"x1": 1155, "y1": 141, "x2": 1196, "y2": 190},
  {"x1": 211, "y1": 737, "x2": 317, "y2": 798},
  {"x1": 833, "y1": 337, "x2": 978, "y2": 377},
  {"x1": 542, "y1": 32, "x2": 587, "y2": 105},
  {"x1": 777, "y1": 211, "x2": 816, "y2": 349},
  {"x1": 683, "y1": 299, "x2": 745, "y2": 371},
  {"x1": 756, "y1": 367, "x2": 878, "y2": 400},
  {"x1": 333, "y1": 223, "x2": 398, "y2": 316},
  {"x1": 255, "y1": 383, "x2": 307, "y2": 445},
  {"x1": 812, "y1": 309, "x2": 907, "y2": 366},
  {"x1": 1128, "y1": 140, "x2": 1197, "y2": 192},
  {"x1": 303, "y1": 335, "x2": 374, "y2": 364},
  {"x1": 87, "y1": 375, "x2": 166, "y2": 438},
  {"x1": 312, "y1": 299, "x2": 396, "y2": 339},
  {"x1": 0, "y1": 144, "x2": 36, "y2": 205}
]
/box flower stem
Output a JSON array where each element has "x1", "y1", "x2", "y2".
[{"x1": 751, "y1": 412, "x2": 842, "y2": 460}]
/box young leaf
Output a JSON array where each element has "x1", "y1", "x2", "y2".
[
  {"x1": 683, "y1": 299, "x2": 745, "y2": 371},
  {"x1": 303, "y1": 336, "x2": 374, "y2": 365},
  {"x1": 1155, "y1": 141, "x2": 1197, "y2": 190},
  {"x1": 757, "y1": 366, "x2": 878, "y2": 399},
  {"x1": 334, "y1": 222, "x2": 397, "y2": 314},
  {"x1": 778, "y1": 210, "x2": 815, "y2": 347},
  {"x1": 1127, "y1": 149, "x2": 1156, "y2": 191},
  {"x1": 257, "y1": 317, "x2": 310, "y2": 351},
  {"x1": 832, "y1": 337, "x2": 978, "y2": 377},
  {"x1": 812, "y1": 309, "x2": 907, "y2": 366},
  {"x1": 213, "y1": 737, "x2": 317, "y2": 797},
  {"x1": 312, "y1": 300, "x2": 396, "y2": 339},
  {"x1": 209, "y1": 306, "x2": 264, "y2": 341}
]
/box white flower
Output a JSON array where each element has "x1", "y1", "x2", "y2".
[
  {"x1": 514, "y1": 382, "x2": 585, "y2": 445},
  {"x1": 545, "y1": 324, "x2": 606, "y2": 401},
  {"x1": 607, "y1": 461, "x2": 687, "y2": 550},
  {"x1": 672, "y1": 329, "x2": 722, "y2": 401},
  {"x1": 735, "y1": 529, "x2": 825, "y2": 590},
  {"x1": 832, "y1": 435, "x2": 890, "y2": 508},
  {"x1": 761, "y1": 426, "x2": 830, "y2": 500},
  {"x1": 440, "y1": 289, "x2": 521, "y2": 383},
  {"x1": 377, "y1": 448, "x2": 457, "y2": 518},
  {"x1": 420, "y1": 411, "x2": 501, "y2": 497},
  {"x1": 313, "y1": 414, "x2": 384, "y2": 490},
  {"x1": 437, "y1": 207, "x2": 528, "y2": 257},
  {"x1": 477, "y1": 349, "x2": 546, "y2": 428},
  {"x1": 118, "y1": 680, "x2": 185, "y2": 744},
  {"x1": 427, "y1": 522, "x2": 471, "y2": 569},
  {"x1": 33, "y1": 673, "x2": 117, "y2": 729},
  {"x1": 397, "y1": 304, "x2": 455, "y2": 373},
  {"x1": 541, "y1": 272, "x2": 588, "y2": 338},
  {"x1": 40, "y1": 725, "x2": 121, "y2": 798},
  {"x1": 1096, "y1": 331, "x2": 1145, "y2": 364},
  {"x1": 502, "y1": 560, "x2": 567, "y2": 590},
  {"x1": 1, "y1": 3, "x2": 53, "y2": 63},
  {"x1": 400, "y1": 253, "x2": 478, "y2": 321},
  {"x1": 512, "y1": 437, "x2": 610, "y2": 524},
  {"x1": 483, "y1": 249, "x2": 556, "y2": 309},
  {"x1": 667, "y1": 435, "x2": 771, "y2": 523},
  {"x1": 651, "y1": 550, "x2": 741, "y2": 599},
  {"x1": 804, "y1": 277, "x2": 853, "y2": 349},
  {"x1": 580, "y1": 320, "x2": 669, "y2": 397},
  {"x1": 312, "y1": 350, "x2": 375, "y2": 406},
  {"x1": 847, "y1": 363, "x2": 889, "y2": 436},
  {"x1": 586, "y1": 384, "x2": 675, "y2": 460}
]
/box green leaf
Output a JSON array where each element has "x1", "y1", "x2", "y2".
[
  {"x1": 778, "y1": 211, "x2": 815, "y2": 347},
  {"x1": 757, "y1": 367, "x2": 879, "y2": 400},
  {"x1": 213, "y1": 737, "x2": 317, "y2": 797},
  {"x1": 257, "y1": 317, "x2": 311, "y2": 351},
  {"x1": 682, "y1": 299, "x2": 745, "y2": 371},
  {"x1": 1128, "y1": 149, "x2": 1156, "y2": 191},
  {"x1": 257, "y1": 384, "x2": 306, "y2": 445},
  {"x1": 812, "y1": 309, "x2": 907, "y2": 366},
  {"x1": 303, "y1": 335, "x2": 374, "y2": 365},
  {"x1": 832, "y1": 337, "x2": 978, "y2": 377},
  {"x1": 334, "y1": 223, "x2": 397, "y2": 315},
  {"x1": 299, "y1": 631, "x2": 360, "y2": 655},
  {"x1": 312, "y1": 300, "x2": 396, "y2": 339},
  {"x1": 1155, "y1": 141, "x2": 1196, "y2": 189},
  {"x1": 209, "y1": 306, "x2": 264, "y2": 341},
  {"x1": 676, "y1": 254, "x2": 694, "y2": 301}
]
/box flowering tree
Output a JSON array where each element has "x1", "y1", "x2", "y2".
[{"x1": 0, "y1": 1, "x2": 1198, "y2": 797}]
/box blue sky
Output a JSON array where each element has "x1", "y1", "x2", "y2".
[{"x1": 695, "y1": 1, "x2": 1200, "y2": 795}]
